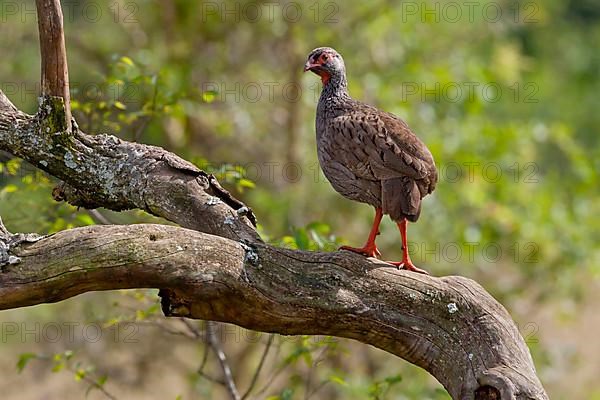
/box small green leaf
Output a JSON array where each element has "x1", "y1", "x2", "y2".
[
  {"x1": 114, "y1": 101, "x2": 127, "y2": 110},
  {"x1": 202, "y1": 90, "x2": 217, "y2": 103},
  {"x1": 384, "y1": 374, "x2": 402, "y2": 385},
  {"x1": 238, "y1": 178, "x2": 256, "y2": 189},
  {"x1": 281, "y1": 236, "x2": 297, "y2": 249},
  {"x1": 16, "y1": 353, "x2": 37, "y2": 373},
  {"x1": 2, "y1": 184, "x2": 18, "y2": 193},
  {"x1": 280, "y1": 388, "x2": 294, "y2": 400},
  {"x1": 306, "y1": 222, "x2": 330, "y2": 235},
  {"x1": 76, "y1": 213, "x2": 96, "y2": 226},
  {"x1": 293, "y1": 228, "x2": 310, "y2": 250},
  {"x1": 75, "y1": 368, "x2": 86, "y2": 381},
  {"x1": 51, "y1": 362, "x2": 64, "y2": 373},
  {"x1": 103, "y1": 317, "x2": 122, "y2": 328},
  {"x1": 96, "y1": 375, "x2": 108, "y2": 387},
  {"x1": 6, "y1": 158, "x2": 21, "y2": 175},
  {"x1": 328, "y1": 374, "x2": 347, "y2": 386},
  {"x1": 120, "y1": 56, "x2": 135, "y2": 67}
]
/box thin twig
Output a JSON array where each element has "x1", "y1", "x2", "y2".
[
  {"x1": 306, "y1": 379, "x2": 331, "y2": 400},
  {"x1": 205, "y1": 321, "x2": 241, "y2": 400},
  {"x1": 304, "y1": 343, "x2": 329, "y2": 400},
  {"x1": 33, "y1": 354, "x2": 117, "y2": 400},
  {"x1": 241, "y1": 333, "x2": 275, "y2": 400},
  {"x1": 178, "y1": 318, "x2": 213, "y2": 374},
  {"x1": 305, "y1": 344, "x2": 333, "y2": 400},
  {"x1": 88, "y1": 209, "x2": 112, "y2": 225},
  {"x1": 66, "y1": 364, "x2": 117, "y2": 400},
  {"x1": 253, "y1": 338, "x2": 297, "y2": 399},
  {"x1": 180, "y1": 317, "x2": 203, "y2": 339},
  {"x1": 197, "y1": 340, "x2": 210, "y2": 376}
]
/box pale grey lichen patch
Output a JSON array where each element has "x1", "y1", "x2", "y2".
[
  {"x1": 205, "y1": 196, "x2": 222, "y2": 206},
  {"x1": 39, "y1": 160, "x2": 48, "y2": 167},
  {"x1": 425, "y1": 289, "x2": 443, "y2": 303},
  {"x1": 468, "y1": 353, "x2": 474, "y2": 360},
  {"x1": 63, "y1": 150, "x2": 78, "y2": 170},
  {"x1": 447, "y1": 302, "x2": 459, "y2": 314},
  {"x1": 7, "y1": 255, "x2": 21, "y2": 265},
  {"x1": 199, "y1": 273, "x2": 214, "y2": 282},
  {"x1": 336, "y1": 288, "x2": 370, "y2": 313},
  {"x1": 224, "y1": 216, "x2": 235, "y2": 225},
  {"x1": 236, "y1": 206, "x2": 249, "y2": 216},
  {"x1": 1, "y1": 231, "x2": 43, "y2": 268}
]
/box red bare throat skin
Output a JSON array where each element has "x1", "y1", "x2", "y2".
[{"x1": 320, "y1": 71, "x2": 331, "y2": 85}]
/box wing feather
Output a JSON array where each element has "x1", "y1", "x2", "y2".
[{"x1": 326, "y1": 109, "x2": 437, "y2": 195}]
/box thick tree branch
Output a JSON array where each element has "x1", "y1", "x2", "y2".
[
  {"x1": 0, "y1": 223, "x2": 547, "y2": 400},
  {"x1": 36, "y1": 0, "x2": 72, "y2": 130},
  {"x1": 0, "y1": 93, "x2": 257, "y2": 243}
]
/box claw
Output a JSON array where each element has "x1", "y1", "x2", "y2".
[
  {"x1": 386, "y1": 259, "x2": 429, "y2": 275},
  {"x1": 339, "y1": 244, "x2": 381, "y2": 259}
]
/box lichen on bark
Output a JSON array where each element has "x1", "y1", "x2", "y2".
[{"x1": 38, "y1": 95, "x2": 69, "y2": 136}]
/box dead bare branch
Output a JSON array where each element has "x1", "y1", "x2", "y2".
[{"x1": 35, "y1": 0, "x2": 72, "y2": 130}]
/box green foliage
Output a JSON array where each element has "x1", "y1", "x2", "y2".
[
  {"x1": 16, "y1": 350, "x2": 111, "y2": 398},
  {"x1": 269, "y1": 222, "x2": 343, "y2": 251},
  {"x1": 368, "y1": 374, "x2": 402, "y2": 400},
  {"x1": 1, "y1": 0, "x2": 599, "y2": 398}
]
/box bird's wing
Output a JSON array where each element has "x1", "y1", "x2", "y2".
[{"x1": 327, "y1": 109, "x2": 436, "y2": 185}]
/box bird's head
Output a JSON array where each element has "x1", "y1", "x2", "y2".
[{"x1": 304, "y1": 47, "x2": 346, "y2": 85}]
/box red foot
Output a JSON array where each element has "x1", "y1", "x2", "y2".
[
  {"x1": 386, "y1": 259, "x2": 429, "y2": 275},
  {"x1": 339, "y1": 244, "x2": 381, "y2": 259}
]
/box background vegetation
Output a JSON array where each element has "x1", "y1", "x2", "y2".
[{"x1": 1, "y1": 0, "x2": 599, "y2": 399}]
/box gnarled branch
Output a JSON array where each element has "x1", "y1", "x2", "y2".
[
  {"x1": 0, "y1": 93, "x2": 257, "y2": 243},
  {"x1": 0, "y1": 222, "x2": 547, "y2": 400}
]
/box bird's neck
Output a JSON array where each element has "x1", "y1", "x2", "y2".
[{"x1": 320, "y1": 72, "x2": 349, "y2": 100}]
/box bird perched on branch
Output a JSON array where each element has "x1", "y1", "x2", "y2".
[{"x1": 304, "y1": 47, "x2": 437, "y2": 274}]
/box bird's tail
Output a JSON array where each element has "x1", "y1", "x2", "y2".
[{"x1": 382, "y1": 177, "x2": 421, "y2": 222}]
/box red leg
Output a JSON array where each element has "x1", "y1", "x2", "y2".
[
  {"x1": 387, "y1": 219, "x2": 429, "y2": 274},
  {"x1": 339, "y1": 208, "x2": 383, "y2": 258}
]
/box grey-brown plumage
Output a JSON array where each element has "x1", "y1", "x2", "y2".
[
  {"x1": 306, "y1": 47, "x2": 436, "y2": 222},
  {"x1": 304, "y1": 47, "x2": 437, "y2": 273}
]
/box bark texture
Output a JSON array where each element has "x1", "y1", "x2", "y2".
[
  {"x1": 36, "y1": 0, "x2": 72, "y2": 129},
  {"x1": 0, "y1": 223, "x2": 547, "y2": 400}
]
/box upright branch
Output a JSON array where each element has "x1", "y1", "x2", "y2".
[{"x1": 36, "y1": 0, "x2": 71, "y2": 130}]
